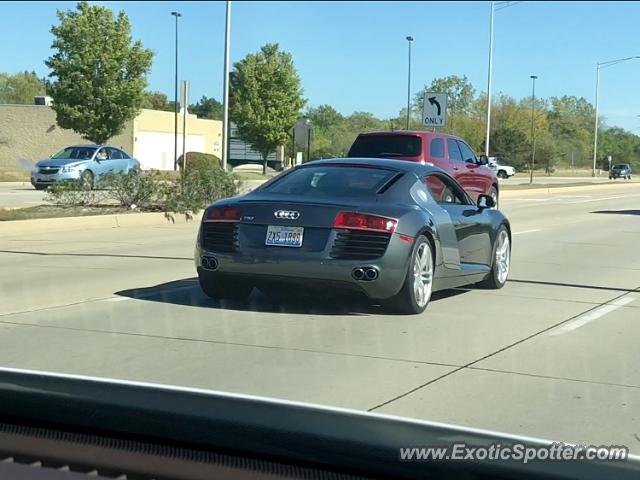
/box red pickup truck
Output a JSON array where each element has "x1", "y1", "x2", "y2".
[{"x1": 347, "y1": 131, "x2": 499, "y2": 204}]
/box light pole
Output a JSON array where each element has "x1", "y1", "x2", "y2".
[
  {"x1": 171, "y1": 11, "x2": 181, "y2": 170},
  {"x1": 222, "y1": 0, "x2": 232, "y2": 170},
  {"x1": 529, "y1": 75, "x2": 537, "y2": 185},
  {"x1": 304, "y1": 118, "x2": 312, "y2": 162},
  {"x1": 592, "y1": 56, "x2": 640, "y2": 177},
  {"x1": 485, "y1": 1, "x2": 521, "y2": 157},
  {"x1": 405, "y1": 36, "x2": 413, "y2": 130}
]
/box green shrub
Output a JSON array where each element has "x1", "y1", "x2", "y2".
[
  {"x1": 102, "y1": 171, "x2": 162, "y2": 209},
  {"x1": 163, "y1": 167, "x2": 240, "y2": 222},
  {"x1": 177, "y1": 152, "x2": 222, "y2": 172},
  {"x1": 44, "y1": 180, "x2": 107, "y2": 207},
  {"x1": 42, "y1": 165, "x2": 240, "y2": 222}
]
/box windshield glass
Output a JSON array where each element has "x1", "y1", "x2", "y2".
[
  {"x1": 348, "y1": 135, "x2": 422, "y2": 158},
  {"x1": 3, "y1": 0, "x2": 640, "y2": 469},
  {"x1": 51, "y1": 146, "x2": 96, "y2": 160},
  {"x1": 266, "y1": 166, "x2": 396, "y2": 197}
]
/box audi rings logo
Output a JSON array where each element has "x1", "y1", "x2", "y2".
[{"x1": 274, "y1": 210, "x2": 300, "y2": 220}]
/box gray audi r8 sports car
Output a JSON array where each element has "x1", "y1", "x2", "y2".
[{"x1": 195, "y1": 158, "x2": 511, "y2": 314}]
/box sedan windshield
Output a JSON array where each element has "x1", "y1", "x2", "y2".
[
  {"x1": 51, "y1": 147, "x2": 97, "y2": 160},
  {"x1": 613, "y1": 164, "x2": 629, "y2": 169},
  {"x1": 265, "y1": 166, "x2": 397, "y2": 197}
]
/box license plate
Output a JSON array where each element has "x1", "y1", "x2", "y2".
[{"x1": 265, "y1": 225, "x2": 304, "y2": 247}]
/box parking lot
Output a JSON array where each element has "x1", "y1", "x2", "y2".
[{"x1": 1, "y1": 182, "x2": 640, "y2": 451}]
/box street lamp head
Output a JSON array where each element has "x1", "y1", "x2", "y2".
[
  {"x1": 171, "y1": 11, "x2": 182, "y2": 17},
  {"x1": 530, "y1": 75, "x2": 538, "y2": 79},
  {"x1": 406, "y1": 36, "x2": 413, "y2": 42}
]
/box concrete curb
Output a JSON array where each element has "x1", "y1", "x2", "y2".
[
  {"x1": 0, "y1": 211, "x2": 194, "y2": 237},
  {"x1": 501, "y1": 182, "x2": 638, "y2": 198}
]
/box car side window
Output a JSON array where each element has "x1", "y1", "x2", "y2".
[
  {"x1": 457, "y1": 141, "x2": 477, "y2": 164},
  {"x1": 430, "y1": 138, "x2": 444, "y2": 158},
  {"x1": 108, "y1": 148, "x2": 123, "y2": 160},
  {"x1": 423, "y1": 174, "x2": 469, "y2": 205},
  {"x1": 95, "y1": 148, "x2": 109, "y2": 160},
  {"x1": 447, "y1": 139, "x2": 463, "y2": 162}
]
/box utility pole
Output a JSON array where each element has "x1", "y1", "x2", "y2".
[
  {"x1": 529, "y1": 75, "x2": 538, "y2": 185},
  {"x1": 171, "y1": 11, "x2": 181, "y2": 170},
  {"x1": 222, "y1": 0, "x2": 232, "y2": 170}
]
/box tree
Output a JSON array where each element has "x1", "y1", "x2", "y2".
[
  {"x1": 142, "y1": 91, "x2": 173, "y2": 111},
  {"x1": 306, "y1": 104, "x2": 344, "y2": 132},
  {"x1": 491, "y1": 126, "x2": 528, "y2": 167},
  {"x1": 189, "y1": 95, "x2": 223, "y2": 120},
  {"x1": 414, "y1": 75, "x2": 476, "y2": 116},
  {"x1": 45, "y1": 1, "x2": 153, "y2": 144},
  {"x1": 230, "y1": 43, "x2": 305, "y2": 174},
  {"x1": 0, "y1": 71, "x2": 46, "y2": 104}
]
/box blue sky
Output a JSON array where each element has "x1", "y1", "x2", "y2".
[{"x1": 2, "y1": 1, "x2": 640, "y2": 131}]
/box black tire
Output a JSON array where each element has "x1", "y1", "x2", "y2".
[
  {"x1": 497, "y1": 170, "x2": 508, "y2": 179},
  {"x1": 609, "y1": 176, "x2": 613, "y2": 180},
  {"x1": 489, "y1": 185, "x2": 499, "y2": 208},
  {"x1": 80, "y1": 170, "x2": 94, "y2": 190},
  {"x1": 628, "y1": 175, "x2": 632, "y2": 180},
  {"x1": 198, "y1": 271, "x2": 252, "y2": 301},
  {"x1": 34, "y1": 185, "x2": 47, "y2": 191},
  {"x1": 478, "y1": 225, "x2": 511, "y2": 289},
  {"x1": 382, "y1": 235, "x2": 433, "y2": 315}
]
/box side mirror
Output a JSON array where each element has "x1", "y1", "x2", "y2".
[
  {"x1": 477, "y1": 194, "x2": 495, "y2": 210},
  {"x1": 478, "y1": 155, "x2": 489, "y2": 166}
]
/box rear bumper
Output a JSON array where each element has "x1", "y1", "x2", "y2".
[{"x1": 194, "y1": 236, "x2": 412, "y2": 300}]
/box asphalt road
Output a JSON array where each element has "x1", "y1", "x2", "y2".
[{"x1": 1, "y1": 183, "x2": 640, "y2": 452}]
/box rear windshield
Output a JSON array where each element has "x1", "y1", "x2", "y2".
[
  {"x1": 348, "y1": 135, "x2": 422, "y2": 158},
  {"x1": 265, "y1": 166, "x2": 397, "y2": 197},
  {"x1": 613, "y1": 164, "x2": 629, "y2": 169}
]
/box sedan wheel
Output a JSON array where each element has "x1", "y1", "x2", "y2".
[
  {"x1": 413, "y1": 242, "x2": 434, "y2": 308},
  {"x1": 80, "y1": 170, "x2": 94, "y2": 190},
  {"x1": 479, "y1": 226, "x2": 510, "y2": 289},
  {"x1": 383, "y1": 235, "x2": 433, "y2": 315}
]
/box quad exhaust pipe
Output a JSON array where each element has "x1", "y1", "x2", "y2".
[
  {"x1": 352, "y1": 266, "x2": 379, "y2": 282},
  {"x1": 201, "y1": 256, "x2": 219, "y2": 271}
]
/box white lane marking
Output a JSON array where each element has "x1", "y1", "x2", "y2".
[
  {"x1": 509, "y1": 198, "x2": 549, "y2": 202},
  {"x1": 568, "y1": 195, "x2": 625, "y2": 204},
  {"x1": 550, "y1": 296, "x2": 636, "y2": 336},
  {"x1": 513, "y1": 229, "x2": 541, "y2": 235},
  {"x1": 104, "y1": 297, "x2": 131, "y2": 302}
]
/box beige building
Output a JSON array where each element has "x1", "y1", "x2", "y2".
[{"x1": 0, "y1": 104, "x2": 222, "y2": 179}]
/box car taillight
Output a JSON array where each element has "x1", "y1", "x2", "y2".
[
  {"x1": 206, "y1": 205, "x2": 240, "y2": 222},
  {"x1": 333, "y1": 212, "x2": 397, "y2": 233}
]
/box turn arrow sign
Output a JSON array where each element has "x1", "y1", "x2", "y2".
[{"x1": 428, "y1": 96, "x2": 441, "y2": 116}]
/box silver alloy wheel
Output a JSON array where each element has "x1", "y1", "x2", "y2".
[
  {"x1": 495, "y1": 230, "x2": 510, "y2": 284},
  {"x1": 491, "y1": 188, "x2": 498, "y2": 206},
  {"x1": 413, "y1": 242, "x2": 433, "y2": 308},
  {"x1": 81, "y1": 170, "x2": 93, "y2": 189}
]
